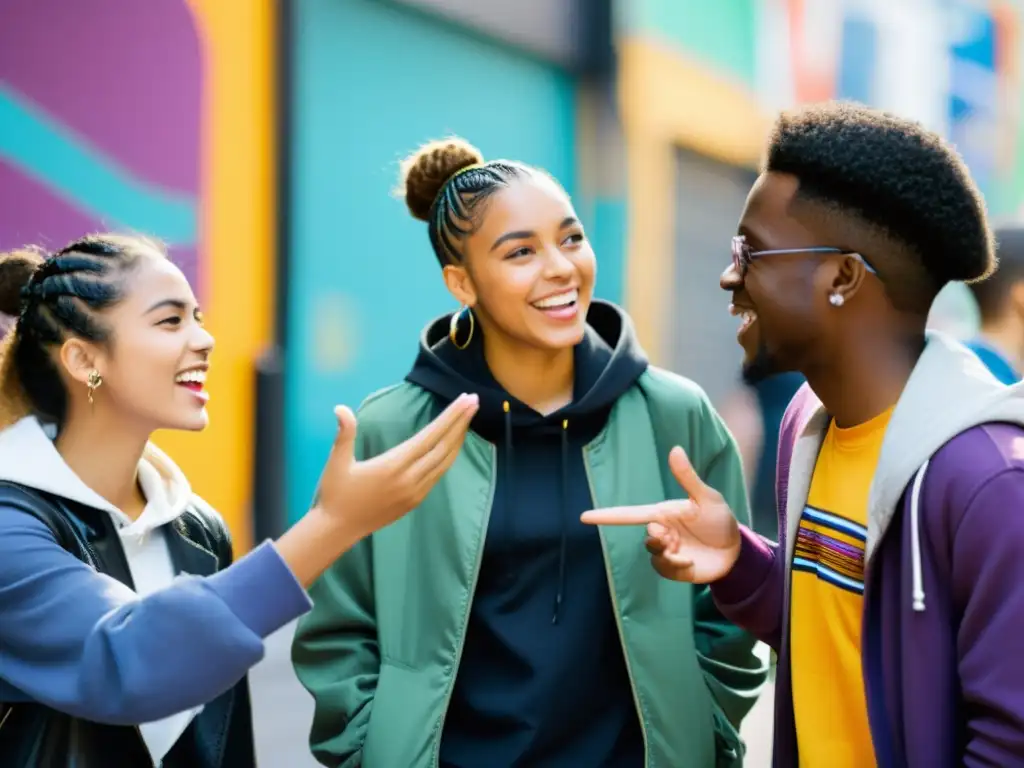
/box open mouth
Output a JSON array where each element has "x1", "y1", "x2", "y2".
[
  {"x1": 175, "y1": 369, "x2": 209, "y2": 402},
  {"x1": 531, "y1": 288, "x2": 579, "y2": 320},
  {"x1": 729, "y1": 303, "x2": 758, "y2": 340}
]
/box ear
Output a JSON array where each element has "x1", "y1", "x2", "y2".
[
  {"x1": 442, "y1": 264, "x2": 477, "y2": 307},
  {"x1": 829, "y1": 253, "x2": 870, "y2": 305},
  {"x1": 59, "y1": 338, "x2": 101, "y2": 386}
]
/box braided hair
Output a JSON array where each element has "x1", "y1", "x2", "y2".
[
  {"x1": 0, "y1": 233, "x2": 162, "y2": 426},
  {"x1": 399, "y1": 137, "x2": 546, "y2": 266}
]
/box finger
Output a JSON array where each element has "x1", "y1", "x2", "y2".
[
  {"x1": 580, "y1": 504, "x2": 664, "y2": 526},
  {"x1": 647, "y1": 521, "x2": 668, "y2": 538},
  {"x1": 328, "y1": 405, "x2": 358, "y2": 466},
  {"x1": 668, "y1": 446, "x2": 716, "y2": 502},
  {"x1": 652, "y1": 555, "x2": 696, "y2": 582},
  {"x1": 410, "y1": 403, "x2": 478, "y2": 485},
  {"x1": 394, "y1": 394, "x2": 479, "y2": 462},
  {"x1": 644, "y1": 535, "x2": 666, "y2": 556}
]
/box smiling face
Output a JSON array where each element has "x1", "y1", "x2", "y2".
[
  {"x1": 66, "y1": 254, "x2": 215, "y2": 432},
  {"x1": 722, "y1": 171, "x2": 851, "y2": 379},
  {"x1": 444, "y1": 173, "x2": 596, "y2": 351}
]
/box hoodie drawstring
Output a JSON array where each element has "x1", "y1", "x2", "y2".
[
  {"x1": 503, "y1": 402, "x2": 514, "y2": 546},
  {"x1": 909, "y1": 459, "x2": 929, "y2": 612},
  {"x1": 500, "y1": 401, "x2": 570, "y2": 626},
  {"x1": 553, "y1": 419, "x2": 568, "y2": 625}
]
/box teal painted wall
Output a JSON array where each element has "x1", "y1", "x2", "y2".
[
  {"x1": 286, "y1": 0, "x2": 579, "y2": 520},
  {"x1": 617, "y1": 0, "x2": 759, "y2": 86}
]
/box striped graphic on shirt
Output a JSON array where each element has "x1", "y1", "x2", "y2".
[{"x1": 792, "y1": 506, "x2": 867, "y2": 595}]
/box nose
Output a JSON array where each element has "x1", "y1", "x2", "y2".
[
  {"x1": 542, "y1": 246, "x2": 575, "y2": 280},
  {"x1": 720, "y1": 260, "x2": 743, "y2": 292},
  {"x1": 190, "y1": 324, "x2": 215, "y2": 355}
]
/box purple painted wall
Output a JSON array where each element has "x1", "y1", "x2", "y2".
[{"x1": 0, "y1": 0, "x2": 203, "y2": 289}]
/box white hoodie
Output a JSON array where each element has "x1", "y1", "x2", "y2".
[{"x1": 0, "y1": 416, "x2": 207, "y2": 766}]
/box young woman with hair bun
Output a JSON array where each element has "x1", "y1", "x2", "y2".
[
  {"x1": 0, "y1": 233, "x2": 477, "y2": 768},
  {"x1": 292, "y1": 139, "x2": 767, "y2": 768}
]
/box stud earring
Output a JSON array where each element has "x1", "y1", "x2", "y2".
[
  {"x1": 829, "y1": 293, "x2": 845, "y2": 307},
  {"x1": 87, "y1": 369, "x2": 103, "y2": 406}
]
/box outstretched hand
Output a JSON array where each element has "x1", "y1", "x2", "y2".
[
  {"x1": 315, "y1": 393, "x2": 479, "y2": 539},
  {"x1": 580, "y1": 446, "x2": 741, "y2": 583}
]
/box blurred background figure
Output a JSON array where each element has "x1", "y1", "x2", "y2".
[
  {"x1": 965, "y1": 225, "x2": 1024, "y2": 384},
  {"x1": 5, "y1": 1, "x2": 1024, "y2": 766}
]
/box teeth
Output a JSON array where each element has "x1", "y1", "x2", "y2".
[
  {"x1": 533, "y1": 289, "x2": 578, "y2": 309},
  {"x1": 175, "y1": 370, "x2": 207, "y2": 385},
  {"x1": 739, "y1": 311, "x2": 757, "y2": 330}
]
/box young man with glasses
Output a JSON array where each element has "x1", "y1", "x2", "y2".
[{"x1": 585, "y1": 102, "x2": 1024, "y2": 766}]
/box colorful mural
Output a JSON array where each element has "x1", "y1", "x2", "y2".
[{"x1": 0, "y1": 0, "x2": 201, "y2": 291}]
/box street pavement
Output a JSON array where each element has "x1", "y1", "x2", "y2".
[{"x1": 249, "y1": 622, "x2": 776, "y2": 767}]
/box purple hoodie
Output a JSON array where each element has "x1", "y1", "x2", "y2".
[{"x1": 711, "y1": 333, "x2": 1024, "y2": 767}]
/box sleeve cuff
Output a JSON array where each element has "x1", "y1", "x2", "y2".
[
  {"x1": 206, "y1": 540, "x2": 313, "y2": 638},
  {"x1": 711, "y1": 526, "x2": 776, "y2": 606}
]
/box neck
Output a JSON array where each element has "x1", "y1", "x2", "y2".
[
  {"x1": 482, "y1": 332, "x2": 574, "y2": 415},
  {"x1": 978, "y1": 316, "x2": 1024, "y2": 372},
  {"x1": 803, "y1": 332, "x2": 923, "y2": 428},
  {"x1": 55, "y1": 407, "x2": 150, "y2": 518}
]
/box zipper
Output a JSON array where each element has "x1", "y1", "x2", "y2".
[
  {"x1": 432, "y1": 442, "x2": 498, "y2": 767},
  {"x1": 583, "y1": 446, "x2": 651, "y2": 767}
]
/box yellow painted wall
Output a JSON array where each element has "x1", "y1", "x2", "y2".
[
  {"x1": 154, "y1": 0, "x2": 278, "y2": 554},
  {"x1": 618, "y1": 37, "x2": 768, "y2": 364}
]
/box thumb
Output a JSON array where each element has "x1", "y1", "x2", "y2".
[
  {"x1": 668, "y1": 446, "x2": 715, "y2": 503},
  {"x1": 330, "y1": 405, "x2": 358, "y2": 465}
]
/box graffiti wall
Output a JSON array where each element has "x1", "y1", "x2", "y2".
[{"x1": 0, "y1": 0, "x2": 202, "y2": 290}]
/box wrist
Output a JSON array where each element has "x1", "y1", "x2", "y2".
[
  {"x1": 275, "y1": 505, "x2": 366, "y2": 588},
  {"x1": 307, "y1": 504, "x2": 366, "y2": 548}
]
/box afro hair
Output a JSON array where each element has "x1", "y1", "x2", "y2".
[{"x1": 764, "y1": 102, "x2": 994, "y2": 302}]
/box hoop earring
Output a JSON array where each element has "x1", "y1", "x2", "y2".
[
  {"x1": 87, "y1": 369, "x2": 103, "y2": 406},
  {"x1": 449, "y1": 306, "x2": 475, "y2": 350}
]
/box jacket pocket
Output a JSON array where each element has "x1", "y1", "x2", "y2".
[{"x1": 361, "y1": 662, "x2": 446, "y2": 768}]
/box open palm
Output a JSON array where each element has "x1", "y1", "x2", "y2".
[{"x1": 581, "y1": 446, "x2": 741, "y2": 583}]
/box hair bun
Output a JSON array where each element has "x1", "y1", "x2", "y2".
[
  {"x1": 400, "y1": 137, "x2": 485, "y2": 222},
  {"x1": 0, "y1": 247, "x2": 45, "y2": 316}
]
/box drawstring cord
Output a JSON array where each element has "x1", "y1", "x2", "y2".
[
  {"x1": 553, "y1": 419, "x2": 568, "y2": 625},
  {"x1": 500, "y1": 401, "x2": 569, "y2": 625},
  {"x1": 909, "y1": 459, "x2": 929, "y2": 612},
  {"x1": 503, "y1": 402, "x2": 514, "y2": 546}
]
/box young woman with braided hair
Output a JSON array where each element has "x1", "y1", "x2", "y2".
[
  {"x1": 291, "y1": 139, "x2": 767, "y2": 768},
  {"x1": 0, "y1": 233, "x2": 478, "y2": 768}
]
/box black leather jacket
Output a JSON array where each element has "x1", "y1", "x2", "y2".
[{"x1": 0, "y1": 483, "x2": 257, "y2": 768}]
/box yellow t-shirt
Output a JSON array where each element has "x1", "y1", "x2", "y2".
[{"x1": 790, "y1": 406, "x2": 893, "y2": 768}]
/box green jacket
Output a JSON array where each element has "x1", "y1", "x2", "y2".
[{"x1": 292, "y1": 368, "x2": 768, "y2": 767}]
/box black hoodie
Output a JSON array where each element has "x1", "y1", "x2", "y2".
[{"x1": 406, "y1": 301, "x2": 649, "y2": 768}]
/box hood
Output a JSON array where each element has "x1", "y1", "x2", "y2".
[
  {"x1": 0, "y1": 416, "x2": 195, "y2": 537},
  {"x1": 793, "y1": 331, "x2": 1024, "y2": 613},
  {"x1": 405, "y1": 300, "x2": 649, "y2": 436}
]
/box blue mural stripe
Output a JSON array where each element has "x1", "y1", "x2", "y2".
[{"x1": 0, "y1": 83, "x2": 197, "y2": 245}]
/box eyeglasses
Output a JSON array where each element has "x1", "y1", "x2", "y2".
[{"x1": 731, "y1": 235, "x2": 877, "y2": 277}]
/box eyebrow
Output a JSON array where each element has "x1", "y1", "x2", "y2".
[
  {"x1": 737, "y1": 225, "x2": 765, "y2": 249},
  {"x1": 489, "y1": 217, "x2": 581, "y2": 252},
  {"x1": 144, "y1": 298, "x2": 190, "y2": 315}
]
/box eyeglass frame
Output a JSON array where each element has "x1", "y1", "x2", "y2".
[{"x1": 731, "y1": 235, "x2": 877, "y2": 277}]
